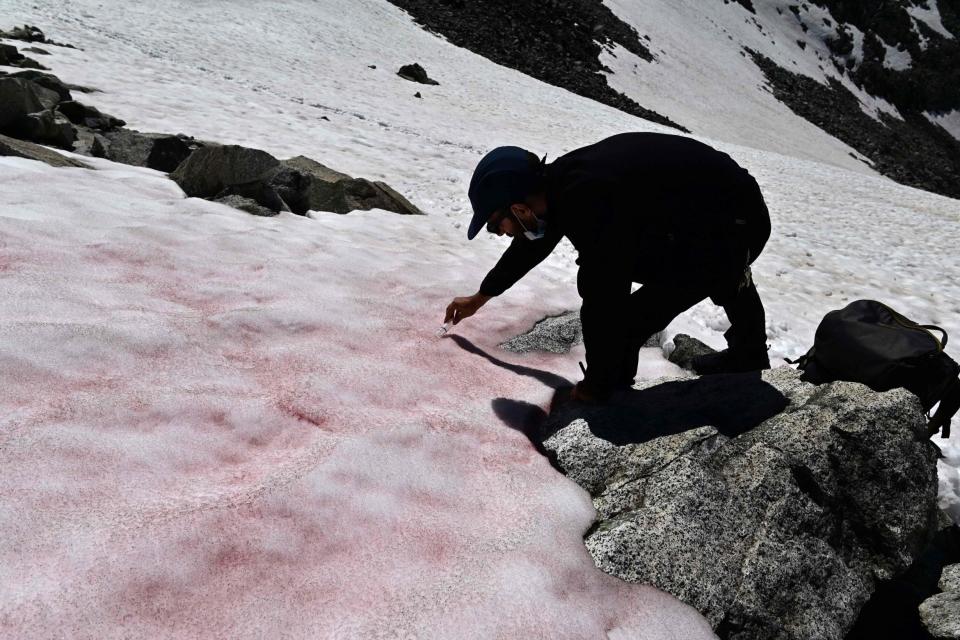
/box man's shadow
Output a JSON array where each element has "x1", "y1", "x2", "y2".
[{"x1": 449, "y1": 335, "x2": 788, "y2": 452}]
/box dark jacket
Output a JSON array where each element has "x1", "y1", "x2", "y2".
[{"x1": 478, "y1": 132, "x2": 770, "y2": 387}]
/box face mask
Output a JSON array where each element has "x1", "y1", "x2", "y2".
[{"x1": 513, "y1": 210, "x2": 547, "y2": 241}]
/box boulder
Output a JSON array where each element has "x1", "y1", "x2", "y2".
[
  {"x1": 281, "y1": 155, "x2": 352, "y2": 182},
  {"x1": 397, "y1": 62, "x2": 440, "y2": 85},
  {"x1": 668, "y1": 333, "x2": 718, "y2": 370},
  {"x1": 72, "y1": 126, "x2": 107, "y2": 157},
  {"x1": 302, "y1": 176, "x2": 423, "y2": 215},
  {"x1": 266, "y1": 165, "x2": 312, "y2": 214},
  {"x1": 56, "y1": 101, "x2": 125, "y2": 131},
  {"x1": 12, "y1": 57, "x2": 48, "y2": 71},
  {"x1": 500, "y1": 310, "x2": 662, "y2": 354},
  {"x1": 500, "y1": 311, "x2": 583, "y2": 354},
  {"x1": 214, "y1": 194, "x2": 278, "y2": 217},
  {"x1": 269, "y1": 156, "x2": 422, "y2": 216},
  {"x1": 541, "y1": 367, "x2": 941, "y2": 640},
  {"x1": 0, "y1": 43, "x2": 24, "y2": 65},
  {"x1": 214, "y1": 181, "x2": 289, "y2": 214},
  {"x1": 21, "y1": 46, "x2": 50, "y2": 56},
  {"x1": 0, "y1": 132, "x2": 90, "y2": 168},
  {"x1": 170, "y1": 144, "x2": 280, "y2": 197},
  {"x1": 100, "y1": 129, "x2": 194, "y2": 172},
  {"x1": 15, "y1": 109, "x2": 76, "y2": 149},
  {"x1": 920, "y1": 563, "x2": 960, "y2": 639},
  {"x1": 9, "y1": 70, "x2": 74, "y2": 102},
  {"x1": 0, "y1": 77, "x2": 59, "y2": 128}
]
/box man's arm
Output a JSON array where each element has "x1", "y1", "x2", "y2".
[
  {"x1": 444, "y1": 229, "x2": 562, "y2": 325},
  {"x1": 478, "y1": 229, "x2": 563, "y2": 297}
]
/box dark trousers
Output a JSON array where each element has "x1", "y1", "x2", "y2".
[{"x1": 615, "y1": 269, "x2": 768, "y2": 386}]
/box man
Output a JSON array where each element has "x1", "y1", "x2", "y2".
[{"x1": 445, "y1": 132, "x2": 772, "y2": 402}]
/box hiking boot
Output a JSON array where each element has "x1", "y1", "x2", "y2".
[{"x1": 690, "y1": 347, "x2": 770, "y2": 375}]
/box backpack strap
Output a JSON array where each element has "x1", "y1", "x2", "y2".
[
  {"x1": 784, "y1": 346, "x2": 815, "y2": 368},
  {"x1": 928, "y1": 376, "x2": 960, "y2": 439},
  {"x1": 918, "y1": 324, "x2": 948, "y2": 348}
]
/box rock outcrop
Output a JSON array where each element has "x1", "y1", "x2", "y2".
[
  {"x1": 921, "y1": 563, "x2": 960, "y2": 639},
  {"x1": 57, "y1": 101, "x2": 125, "y2": 131},
  {"x1": 171, "y1": 145, "x2": 423, "y2": 217},
  {"x1": 0, "y1": 132, "x2": 90, "y2": 168},
  {"x1": 0, "y1": 24, "x2": 78, "y2": 49},
  {"x1": 667, "y1": 333, "x2": 718, "y2": 370},
  {"x1": 0, "y1": 75, "x2": 78, "y2": 149},
  {"x1": 541, "y1": 366, "x2": 941, "y2": 640},
  {"x1": 170, "y1": 144, "x2": 280, "y2": 199},
  {"x1": 0, "y1": 43, "x2": 47, "y2": 70}
]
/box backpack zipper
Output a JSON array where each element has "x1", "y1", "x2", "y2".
[{"x1": 877, "y1": 302, "x2": 944, "y2": 352}]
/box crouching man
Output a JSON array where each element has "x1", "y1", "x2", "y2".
[{"x1": 445, "y1": 132, "x2": 772, "y2": 402}]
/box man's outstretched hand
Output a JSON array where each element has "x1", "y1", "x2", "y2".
[{"x1": 444, "y1": 293, "x2": 491, "y2": 325}]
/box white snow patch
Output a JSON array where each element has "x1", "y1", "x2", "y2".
[
  {"x1": 881, "y1": 41, "x2": 913, "y2": 70},
  {"x1": 926, "y1": 109, "x2": 960, "y2": 141},
  {"x1": 907, "y1": 0, "x2": 955, "y2": 39}
]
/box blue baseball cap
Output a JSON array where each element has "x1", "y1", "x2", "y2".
[{"x1": 467, "y1": 146, "x2": 543, "y2": 240}]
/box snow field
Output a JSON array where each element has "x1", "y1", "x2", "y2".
[
  {"x1": 1, "y1": 0, "x2": 960, "y2": 635},
  {"x1": 0, "y1": 156, "x2": 715, "y2": 638}
]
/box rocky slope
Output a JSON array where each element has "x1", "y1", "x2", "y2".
[
  {"x1": 388, "y1": 0, "x2": 959, "y2": 200},
  {"x1": 385, "y1": 0, "x2": 687, "y2": 131},
  {"x1": 749, "y1": 0, "x2": 960, "y2": 199}
]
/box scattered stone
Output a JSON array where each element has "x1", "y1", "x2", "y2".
[
  {"x1": 21, "y1": 46, "x2": 50, "y2": 55},
  {"x1": 667, "y1": 333, "x2": 717, "y2": 370},
  {"x1": 414, "y1": 91, "x2": 422, "y2": 99},
  {"x1": 368, "y1": 64, "x2": 377, "y2": 69},
  {"x1": 920, "y1": 563, "x2": 960, "y2": 639},
  {"x1": 397, "y1": 63, "x2": 439, "y2": 85},
  {"x1": 170, "y1": 144, "x2": 280, "y2": 198},
  {"x1": 214, "y1": 194, "x2": 279, "y2": 217},
  {"x1": 56, "y1": 101, "x2": 125, "y2": 130},
  {"x1": 0, "y1": 132, "x2": 90, "y2": 168},
  {"x1": 541, "y1": 367, "x2": 941, "y2": 640}
]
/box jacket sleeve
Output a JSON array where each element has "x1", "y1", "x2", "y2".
[
  {"x1": 478, "y1": 228, "x2": 563, "y2": 297},
  {"x1": 576, "y1": 207, "x2": 637, "y2": 390}
]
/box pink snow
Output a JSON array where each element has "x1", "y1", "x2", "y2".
[{"x1": 0, "y1": 157, "x2": 715, "y2": 639}]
